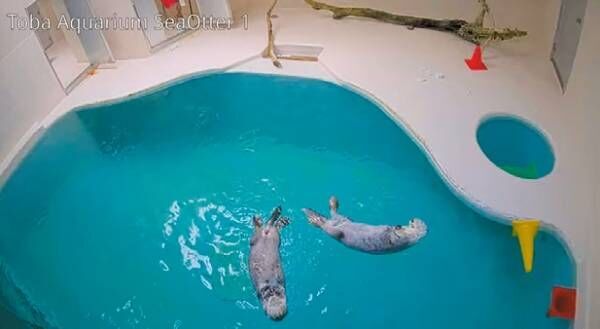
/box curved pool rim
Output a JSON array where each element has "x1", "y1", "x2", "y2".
[
  {"x1": 476, "y1": 113, "x2": 557, "y2": 180},
  {"x1": 0, "y1": 68, "x2": 577, "y2": 274},
  {"x1": 340, "y1": 83, "x2": 575, "y2": 268}
]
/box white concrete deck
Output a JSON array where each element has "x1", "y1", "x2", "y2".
[{"x1": 1, "y1": 2, "x2": 593, "y2": 322}]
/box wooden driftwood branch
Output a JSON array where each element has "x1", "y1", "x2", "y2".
[
  {"x1": 262, "y1": 0, "x2": 282, "y2": 68},
  {"x1": 473, "y1": 0, "x2": 489, "y2": 28},
  {"x1": 304, "y1": 0, "x2": 526, "y2": 45}
]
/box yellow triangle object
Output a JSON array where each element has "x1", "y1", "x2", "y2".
[{"x1": 512, "y1": 219, "x2": 540, "y2": 273}]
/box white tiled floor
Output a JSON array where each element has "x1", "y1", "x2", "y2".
[{"x1": 45, "y1": 38, "x2": 89, "y2": 88}]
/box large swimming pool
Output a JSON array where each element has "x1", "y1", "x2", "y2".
[{"x1": 0, "y1": 73, "x2": 573, "y2": 328}]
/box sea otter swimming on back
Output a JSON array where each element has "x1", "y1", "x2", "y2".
[
  {"x1": 249, "y1": 206, "x2": 290, "y2": 320},
  {"x1": 303, "y1": 196, "x2": 427, "y2": 254}
]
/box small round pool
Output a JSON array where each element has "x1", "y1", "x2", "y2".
[{"x1": 477, "y1": 115, "x2": 555, "y2": 179}]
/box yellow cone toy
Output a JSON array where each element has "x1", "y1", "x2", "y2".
[{"x1": 512, "y1": 219, "x2": 540, "y2": 273}]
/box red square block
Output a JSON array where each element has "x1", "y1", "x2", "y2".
[{"x1": 548, "y1": 286, "x2": 576, "y2": 320}]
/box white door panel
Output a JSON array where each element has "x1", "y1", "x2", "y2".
[
  {"x1": 552, "y1": 0, "x2": 587, "y2": 90},
  {"x1": 196, "y1": 0, "x2": 232, "y2": 19}
]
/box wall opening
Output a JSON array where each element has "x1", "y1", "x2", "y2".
[{"x1": 477, "y1": 115, "x2": 555, "y2": 179}]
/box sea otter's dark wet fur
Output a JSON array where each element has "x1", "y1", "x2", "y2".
[{"x1": 249, "y1": 206, "x2": 289, "y2": 320}]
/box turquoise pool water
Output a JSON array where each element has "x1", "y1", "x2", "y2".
[{"x1": 0, "y1": 73, "x2": 573, "y2": 328}]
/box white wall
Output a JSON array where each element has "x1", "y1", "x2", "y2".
[
  {"x1": 229, "y1": 0, "x2": 248, "y2": 19},
  {"x1": 50, "y1": 0, "x2": 88, "y2": 62},
  {"x1": 38, "y1": 0, "x2": 64, "y2": 44},
  {"x1": 1, "y1": 0, "x2": 153, "y2": 172},
  {"x1": 563, "y1": 0, "x2": 600, "y2": 327},
  {"x1": 87, "y1": 0, "x2": 151, "y2": 59},
  {"x1": 0, "y1": 0, "x2": 65, "y2": 169}
]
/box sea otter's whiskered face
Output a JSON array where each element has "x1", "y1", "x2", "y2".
[
  {"x1": 392, "y1": 219, "x2": 428, "y2": 245},
  {"x1": 391, "y1": 225, "x2": 419, "y2": 247},
  {"x1": 393, "y1": 226, "x2": 405, "y2": 236},
  {"x1": 260, "y1": 285, "x2": 287, "y2": 320}
]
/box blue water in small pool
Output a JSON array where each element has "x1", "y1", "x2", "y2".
[
  {"x1": 0, "y1": 73, "x2": 573, "y2": 329},
  {"x1": 477, "y1": 116, "x2": 555, "y2": 179}
]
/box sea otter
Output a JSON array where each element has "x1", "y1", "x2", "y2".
[
  {"x1": 303, "y1": 196, "x2": 427, "y2": 254},
  {"x1": 248, "y1": 206, "x2": 290, "y2": 320}
]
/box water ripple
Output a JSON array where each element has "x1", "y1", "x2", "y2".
[
  {"x1": 161, "y1": 198, "x2": 252, "y2": 301},
  {"x1": 177, "y1": 235, "x2": 212, "y2": 274}
]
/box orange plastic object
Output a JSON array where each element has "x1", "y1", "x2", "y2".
[
  {"x1": 465, "y1": 45, "x2": 488, "y2": 71},
  {"x1": 548, "y1": 286, "x2": 576, "y2": 320}
]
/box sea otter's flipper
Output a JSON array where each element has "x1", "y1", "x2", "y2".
[
  {"x1": 253, "y1": 215, "x2": 263, "y2": 228},
  {"x1": 251, "y1": 216, "x2": 263, "y2": 246},
  {"x1": 328, "y1": 196, "x2": 352, "y2": 223},
  {"x1": 329, "y1": 196, "x2": 339, "y2": 215},
  {"x1": 274, "y1": 217, "x2": 290, "y2": 230},
  {"x1": 267, "y1": 206, "x2": 282, "y2": 226},
  {"x1": 302, "y1": 208, "x2": 327, "y2": 227},
  {"x1": 303, "y1": 208, "x2": 345, "y2": 239}
]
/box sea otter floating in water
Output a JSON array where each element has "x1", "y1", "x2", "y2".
[
  {"x1": 249, "y1": 206, "x2": 290, "y2": 321},
  {"x1": 303, "y1": 196, "x2": 427, "y2": 254}
]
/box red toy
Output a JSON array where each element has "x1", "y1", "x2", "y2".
[
  {"x1": 547, "y1": 286, "x2": 576, "y2": 320},
  {"x1": 465, "y1": 45, "x2": 488, "y2": 71}
]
